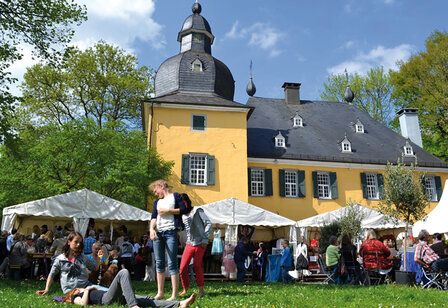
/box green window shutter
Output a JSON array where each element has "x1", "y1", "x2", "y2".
[
  {"x1": 248, "y1": 168, "x2": 252, "y2": 197},
  {"x1": 181, "y1": 154, "x2": 190, "y2": 184},
  {"x1": 312, "y1": 171, "x2": 318, "y2": 198},
  {"x1": 298, "y1": 170, "x2": 306, "y2": 198},
  {"x1": 279, "y1": 169, "x2": 286, "y2": 197},
  {"x1": 330, "y1": 172, "x2": 338, "y2": 199},
  {"x1": 265, "y1": 169, "x2": 273, "y2": 196},
  {"x1": 377, "y1": 174, "x2": 385, "y2": 200},
  {"x1": 360, "y1": 173, "x2": 368, "y2": 199},
  {"x1": 435, "y1": 176, "x2": 442, "y2": 201},
  {"x1": 207, "y1": 155, "x2": 215, "y2": 185}
]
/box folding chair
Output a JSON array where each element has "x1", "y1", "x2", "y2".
[
  {"x1": 421, "y1": 266, "x2": 446, "y2": 290},
  {"x1": 317, "y1": 255, "x2": 336, "y2": 284}
]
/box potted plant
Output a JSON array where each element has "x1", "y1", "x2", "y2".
[{"x1": 378, "y1": 162, "x2": 428, "y2": 285}]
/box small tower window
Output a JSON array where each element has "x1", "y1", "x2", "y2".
[
  {"x1": 341, "y1": 135, "x2": 351, "y2": 153},
  {"x1": 355, "y1": 119, "x2": 364, "y2": 133},
  {"x1": 293, "y1": 114, "x2": 303, "y2": 128},
  {"x1": 275, "y1": 132, "x2": 286, "y2": 148},
  {"x1": 403, "y1": 141, "x2": 414, "y2": 156},
  {"x1": 192, "y1": 59, "x2": 203, "y2": 72}
]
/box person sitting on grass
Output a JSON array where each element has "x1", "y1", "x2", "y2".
[
  {"x1": 63, "y1": 268, "x2": 196, "y2": 308},
  {"x1": 36, "y1": 231, "x2": 106, "y2": 296}
]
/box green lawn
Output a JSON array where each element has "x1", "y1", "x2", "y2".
[{"x1": 0, "y1": 279, "x2": 446, "y2": 308}]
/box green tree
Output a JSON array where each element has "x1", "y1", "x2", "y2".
[
  {"x1": 21, "y1": 42, "x2": 153, "y2": 129},
  {"x1": 0, "y1": 0, "x2": 86, "y2": 142},
  {"x1": 338, "y1": 202, "x2": 365, "y2": 240},
  {"x1": 390, "y1": 31, "x2": 448, "y2": 161},
  {"x1": 0, "y1": 119, "x2": 172, "y2": 210},
  {"x1": 321, "y1": 67, "x2": 397, "y2": 127},
  {"x1": 378, "y1": 162, "x2": 428, "y2": 270}
]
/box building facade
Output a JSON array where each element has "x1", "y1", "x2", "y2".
[{"x1": 143, "y1": 2, "x2": 448, "y2": 220}]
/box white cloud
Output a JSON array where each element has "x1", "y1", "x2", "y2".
[
  {"x1": 327, "y1": 44, "x2": 414, "y2": 75},
  {"x1": 224, "y1": 21, "x2": 285, "y2": 57}
]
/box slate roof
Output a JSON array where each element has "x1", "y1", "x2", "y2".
[
  {"x1": 149, "y1": 92, "x2": 253, "y2": 111},
  {"x1": 247, "y1": 97, "x2": 448, "y2": 168}
]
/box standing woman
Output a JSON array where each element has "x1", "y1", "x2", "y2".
[
  {"x1": 149, "y1": 180, "x2": 188, "y2": 301},
  {"x1": 179, "y1": 193, "x2": 211, "y2": 297}
]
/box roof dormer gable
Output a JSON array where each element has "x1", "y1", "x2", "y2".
[{"x1": 275, "y1": 131, "x2": 286, "y2": 148}]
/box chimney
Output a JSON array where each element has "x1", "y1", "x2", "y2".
[
  {"x1": 282, "y1": 82, "x2": 301, "y2": 104},
  {"x1": 397, "y1": 108, "x2": 423, "y2": 148}
]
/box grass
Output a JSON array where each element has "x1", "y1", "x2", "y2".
[{"x1": 0, "y1": 279, "x2": 446, "y2": 308}]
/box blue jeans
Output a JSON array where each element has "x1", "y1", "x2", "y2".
[
  {"x1": 236, "y1": 261, "x2": 246, "y2": 283},
  {"x1": 153, "y1": 230, "x2": 178, "y2": 275}
]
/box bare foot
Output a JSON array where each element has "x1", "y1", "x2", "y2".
[
  {"x1": 179, "y1": 289, "x2": 188, "y2": 296},
  {"x1": 180, "y1": 293, "x2": 196, "y2": 308},
  {"x1": 166, "y1": 296, "x2": 177, "y2": 301},
  {"x1": 153, "y1": 294, "x2": 164, "y2": 300}
]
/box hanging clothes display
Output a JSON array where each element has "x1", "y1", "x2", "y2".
[
  {"x1": 222, "y1": 243, "x2": 236, "y2": 279},
  {"x1": 211, "y1": 229, "x2": 223, "y2": 255}
]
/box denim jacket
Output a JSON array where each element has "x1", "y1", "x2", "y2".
[{"x1": 151, "y1": 192, "x2": 188, "y2": 231}]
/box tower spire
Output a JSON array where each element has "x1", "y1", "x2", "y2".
[
  {"x1": 246, "y1": 60, "x2": 257, "y2": 97},
  {"x1": 344, "y1": 68, "x2": 354, "y2": 104}
]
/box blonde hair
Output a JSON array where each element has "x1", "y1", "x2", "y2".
[
  {"x1": 365, "y1": 229, "x2": 377, "y2": 240},
  {"x1": 149, "y1": 179, "x2": 169, "y2": 192}
]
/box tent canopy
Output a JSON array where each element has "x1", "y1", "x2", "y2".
[
  {"x1": 1, "y1": 189, "x2": 151, "y2": 236},
  {"x1": 296, "y1": 204, "x2": 406, "y2": 229},
  {"x1": 197, "y1": 198, "x2": 297, "y2": 244},
  {"x1": 413, "y1": 179, "x2": 448, "y2": 236}
]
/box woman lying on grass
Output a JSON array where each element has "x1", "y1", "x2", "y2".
[{"x1": 63, "y1": 268, "x2": 196, "y2": 308}]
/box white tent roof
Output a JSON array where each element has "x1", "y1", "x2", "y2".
[
  {"x1": 1, "y1": 189, "x2": 151, "y2": 233},
  {"x1": 296, "y1": 204, "x2": 406, "y2": 229},
  {"x1": 199, "y1": 198, "x2": 295, "y2": 227},
  {"x1": 413, "y1": 179, "x2": 448, "y2": 236}
]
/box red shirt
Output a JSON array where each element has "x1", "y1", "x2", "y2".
[{"x1": 359, "y1": 239, "x2": 392, "y2": 270}]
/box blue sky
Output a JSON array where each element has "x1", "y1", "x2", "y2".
[{"x1": 10, "y1": 0, "x2": 448, "y2": 103}]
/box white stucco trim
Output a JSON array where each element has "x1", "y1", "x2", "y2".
[
  {"x1": 248, "y1": 157, "x2": 448, "y2": 173},
  {"x1": 154, "y1": 103, "x2": 250, "y2": 114}
]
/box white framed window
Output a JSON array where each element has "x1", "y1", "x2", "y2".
[
  {"x1": 189, "y1": 154, "x2": 207, "y2": 185},
  {"x1": 191, "y1": 59, "x2": 203, "y2": 72},
  {"x1": 251, "y1": 169, "x2": 264, "y2": 196},
  {"x1": 275, "y1": 132, "x2": 286, "y2": 148},
  {"x1": 366, "y1": 173, "x2": 379, "y2": 200},
  {"x1": 192, "y1": 114, "x2": 206, "y2": 131},
  {"x1": 356, "y1": 124, "x2": 364, "y2": 133},
  {"x1": 293, "y1": 115, "x2": 303, "y2": 128},
  {"x1": 403, "y1": 141, "x2": 414, "y2": 156},
  {"x1": 424, "y1": 176, "x2": 437, "y2": 202},
  {"x1": 342, "y1": 141, "x2": 351, "y2": 152},
  {"x1": 285, "y1": 170, "x2": 298, "y2": 197},
  {"x1": 317, "y1": 172, "x2": 331, "y2": 199}
]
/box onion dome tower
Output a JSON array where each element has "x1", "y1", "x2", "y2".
[{"x1": 154, "y1": 1, "x2": 235, "y2": 100}]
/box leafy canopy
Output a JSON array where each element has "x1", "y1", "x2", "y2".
[
  {"x1": 390, "y1": 31, "x2": 448, "y2": 162},
  {"x1": 0, "y1": 119, "x2": 172, "y2": 210},
  {"x1": 0, "y1": 0, "x2": 86, "y2": 142},
  {"x1": 21, "y1": 42, "x2": 153, "y2": 129},
  {"x1": 321, "y1": 67, "x2": 397, "y2": 127}
]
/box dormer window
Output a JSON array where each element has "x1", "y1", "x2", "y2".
[
  {"x1": 403, "y1": 141, "x2": 414, "y2": 156},
  {"x1": 275, "y1": 132, "x2": 286, "y2": 148},
  {"x1": 293, "y1": 114, "x2": 303, "y2": 128},
  {"x1": 355, "y1": 119, "x2": 364, "y2": 133},
  {"x1": 192, "y1": 59, "x2": 203, "y2": 72},
  {"x1": 341, "y1": 135, "x2": 351, "y2": 153}
]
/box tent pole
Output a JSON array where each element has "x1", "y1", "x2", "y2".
[{"x1": 110, "y1": 222, "x2": 113, "y2": 242}]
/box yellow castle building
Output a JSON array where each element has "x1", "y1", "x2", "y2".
[{"x1": 142, "y1": 2, "x2": 448, "y2": 221}]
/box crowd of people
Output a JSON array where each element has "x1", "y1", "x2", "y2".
[{"x1": 1, "y1": 178, "x2": 448, "y2": 307}]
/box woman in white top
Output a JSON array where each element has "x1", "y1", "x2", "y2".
[{"x1": 149, "y1": 180, "x2": 188, "y2": 301}]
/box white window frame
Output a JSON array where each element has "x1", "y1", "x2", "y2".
[
  {"x1": 404, "y1": 145, "x2": 413, "y2": 156},
  {"x1": 293, "y1": 116, "x2": 303, "y2": 128},
  {"x1": 189, "y1": 154, "x2": 208, "y2": 186},
  {"x1": 191, "y1": 114, "x2": 207, "y2": 132},
  {"x1": 356, "y1": 124, "x2": 364, "y2": 133},
  {"x1": 275, "y1": 136, "x2": 285, "y2": 148},
  {"x1": 424, "y1": 176, "x2": 437, "y2": 202},
  {"x1": 250, "y1": 169, "x2": 265, "y2": 196},
  {"x1": 365, "y1": 173, "x2": 379, "y2": 200},
  {"x1": 285, "y1": 170, "x2": 298, "y2": 198},
  {"x1": 342, "y1": 141, "x2": 351, "y2": 153},
  {"x1": 317, "y1": 172, "x2": 331, "y2": 199},
  {"x1": 191, "y1": 59, "x2": 203, "y2": 72}
]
